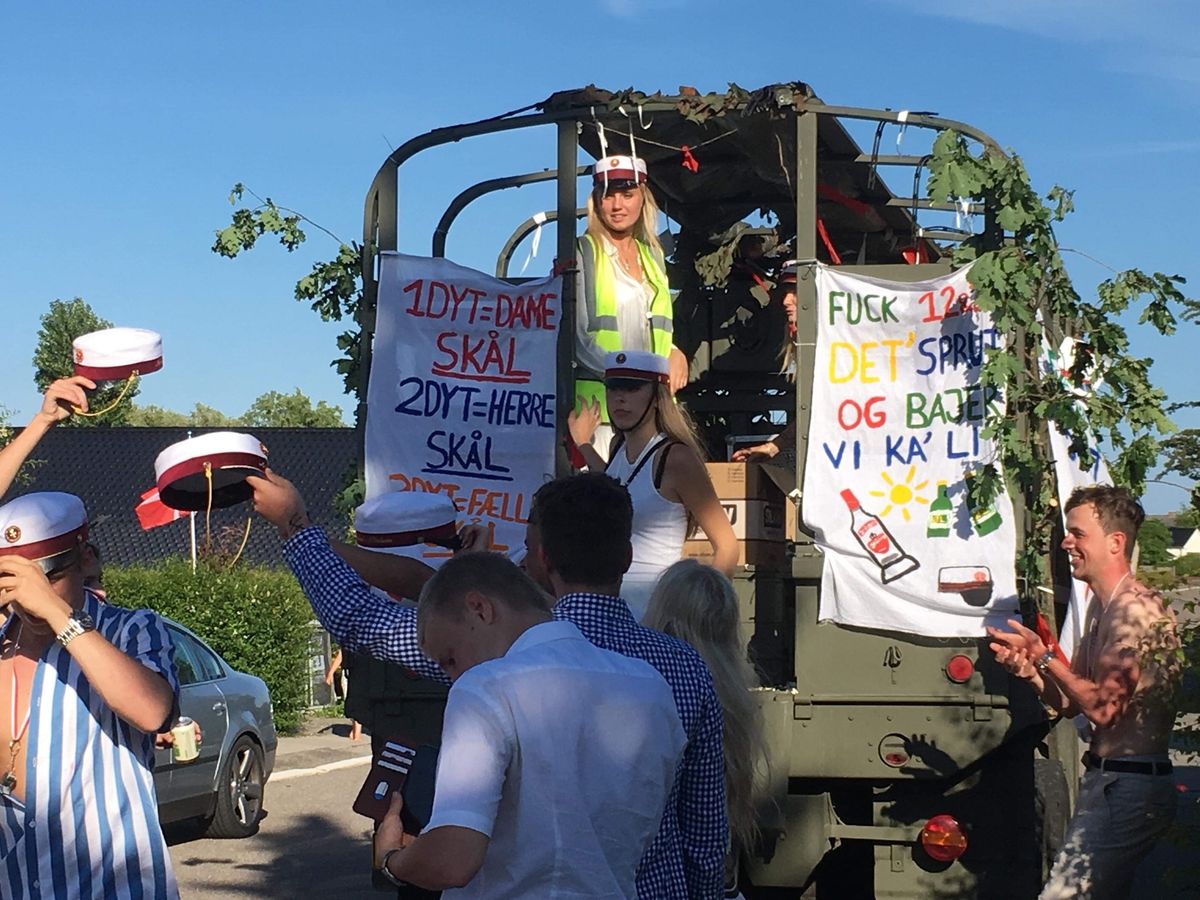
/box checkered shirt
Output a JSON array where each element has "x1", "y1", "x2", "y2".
[{"x1": 284, "y1": 528, "x2": 726, "y2": 899}]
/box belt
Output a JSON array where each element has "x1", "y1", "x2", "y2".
[{"x1": 1083, "y1": 751, "x2": 1173, "y2": 776}]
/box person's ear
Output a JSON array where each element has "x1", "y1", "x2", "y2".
[
  {"x1": 463, "y1": 590, "x2": 497, "y2": 625},
  {"x1": 1110, "y1": 530, "x2": 1127, "y2": 559},
  {"x1": 621, "y1": 541, "x2": 633, "y2": 576}
]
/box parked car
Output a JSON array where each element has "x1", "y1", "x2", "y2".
[{"x1": 155, "y1": 619, "x2": 278, "y2": 838}]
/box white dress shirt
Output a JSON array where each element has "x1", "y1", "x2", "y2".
[{"x1": 426, "y1": 619, "x2": 687, "y2": 899}]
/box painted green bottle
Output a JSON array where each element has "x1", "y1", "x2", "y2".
[
  {"x1": 965, "y1": 472, "x2": 1003, "y2": 537},
  {"x1": 926, "y1": 481, "x2": 952, "y2": 538}
]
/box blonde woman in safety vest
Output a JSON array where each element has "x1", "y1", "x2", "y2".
[{"x1": 575, "y1": 155, "x2": 689, "y2": 458}]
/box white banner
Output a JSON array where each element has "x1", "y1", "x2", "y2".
[
  {"x1": 803, "y1": 264, "x2": 1019, "y2": 637},
  {"x1": 365, "y1": 253, "x2": 560, "y2": 565}
]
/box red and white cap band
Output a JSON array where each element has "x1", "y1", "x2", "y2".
[
  {"x1": 73, "y1": 328, "x2": 163, "y2": 381},
  {"x1": 604, "y1": 350, "x2": 669, "y2": 383}
]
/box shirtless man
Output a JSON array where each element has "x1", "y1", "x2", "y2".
[{"x1": 988, "y1": 485, "x2": 1179, "y2": 900}]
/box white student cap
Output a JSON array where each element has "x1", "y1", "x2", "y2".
[
  {"x1": 355, "y1": 492, "x2": 460, "y2": 551},
  {"x1": 604, "y1": 350, "x2": 670, "y2": 384},
  {"x1": 154, "y1": 432, "x2": 269, "y2": 511},
  {"x1": 593, "y1": 155, "x2": 648, "y2": 190},
  {"x1": 73, "y1": 328, "x2": 164, "y2": 381},
  {"x1": 0, "y1": 492, "x2": 89, "y2": 574},
  {"x1": 777, "y1": 259, "x2": 798, "y2": 286}
]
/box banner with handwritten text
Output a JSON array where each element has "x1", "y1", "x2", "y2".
[
  {"x1": 365, "y1": 253, "x2": 559, "y2": 565},
  {"x1": 803, "y1": 264, "x2": 1020, "y2": 637}
]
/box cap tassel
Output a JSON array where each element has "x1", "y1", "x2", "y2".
[
  {"x1": 227, "y1": 517, "x2": 252, "y2": 569},
  {"x1": 71, "y1": 372, "x2": 138, "y2": 418},
  {"x1": 203, "y1": 462, "x2": 214, "y2": 556}
]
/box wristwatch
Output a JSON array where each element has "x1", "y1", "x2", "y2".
[
  {"x1": 378, "y1": 848, "x2": 409, "y2": 887},
  {"x1": 1034, "y1": 649, "x2": 1056, "y2": 674},
  {"x1": 56, "y1": 610, "x2": 97, "y2": 647}
]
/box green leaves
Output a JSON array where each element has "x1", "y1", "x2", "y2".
[
  {"x1": 926, "y1": 130, "x2": 1184, "y2": 599},
  {"x1": 211, "y1": 185, "x2": 365, "y2": 399}
]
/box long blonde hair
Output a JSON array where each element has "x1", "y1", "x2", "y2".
[
  {"x1": 653, "y1": 382, "x2": 704, "y2": 460},
  {"x1": 643, "y1": 560, "x2": 767, "y2": 853},
  {"x1": 585, "y1": 183, "x2": 664, "y2": 262}
]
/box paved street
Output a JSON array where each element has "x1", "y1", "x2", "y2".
[{"x1": 169, "y1": 719, "x2": 382, "y2": 899}]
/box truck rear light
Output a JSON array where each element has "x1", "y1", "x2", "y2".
[
  {"x1": 945, "y1": 655, "x2": 974, "y2": 683},
  {"x1": 920, "y1": 814, "x2": 967, "y2": 862}
]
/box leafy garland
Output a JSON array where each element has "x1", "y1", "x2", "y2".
[{"x1": 925, "y1": 131, "x2": 1186, "y2": 598}]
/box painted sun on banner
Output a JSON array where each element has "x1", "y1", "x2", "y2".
[
  {"x1": 365, "y1": 253, "x2": 560, "y2": 565},
  {"x1": 803, "y1": 263, "x2": 1020, "y2": 637}
]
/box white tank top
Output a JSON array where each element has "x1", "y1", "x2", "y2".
[{"x1": 605, "y1": 433, "x2": 688, "y2": 622}]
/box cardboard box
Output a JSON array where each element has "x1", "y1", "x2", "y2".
[
  {"x1": 704, "y1": 463, "x2": 781, "y2": 501},
  {"x1": 719, "y1": 498, "x2": 785, "y2": 541},
  {"x1": 706, "y1": 462, "x2": 801, "y2": 542},
  {"x1": 683, "y1": 538, "x2": 787, "y2": 570}
]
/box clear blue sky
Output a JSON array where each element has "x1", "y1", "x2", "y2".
[{"x1": 2, "y1": 1, "x2": 1196, "y2": 511}]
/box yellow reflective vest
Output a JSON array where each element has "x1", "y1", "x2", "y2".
[{"x1": 575, "y1": 234, "x2": 673, "y2": 420}]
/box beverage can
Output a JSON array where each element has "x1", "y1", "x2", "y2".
[{"x1": 172, "y1": 716, "x2": 199, "y2": 763}]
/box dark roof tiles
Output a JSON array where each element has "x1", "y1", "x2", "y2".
[{"x1": 3, "y1": 427, "x2": 357, "y2": 567}]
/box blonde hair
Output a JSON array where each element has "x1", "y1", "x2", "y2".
[
  {"x1": 643, "y1": 560, "x2": 767, "y2": 853},
  {"x1": 652, "y1": 382, "x2": 704, "y2": 461},
  {"x1": 585, "y1": 183, "x2": 664, "y2": 262}
]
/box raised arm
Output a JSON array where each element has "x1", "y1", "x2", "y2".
[
  {"x1": 0, "y1": 377, "x2": 95, "y2": 499},
  {"x1": 247, "y1": 470, "x2": 448, "y2": 683}
]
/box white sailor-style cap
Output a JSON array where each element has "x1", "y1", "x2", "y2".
[
  {"x1": 73, "y1": 328, "x2": 164, "y2": 382},
  {"x1": 0, "y1": 492, "x2": 89, "y2": 574},
  {"x1": 603, "y1": 350, "x2": 670, "y2": 384},
  {"x1": 154, "y1": 432, "x2": 269, "y2": 511},
  {"x1": 777, "y1": 259, "x2": 798, "y2": 286},
  {"x1": 594, "y1": 155, "x2": 648, "y2": 190},
  {"x1": 355, "y1": 492, "x2": 460, "y2": 552}
]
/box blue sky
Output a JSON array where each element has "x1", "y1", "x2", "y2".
[{"x1": 2, "y1": 1, "x2": 1197, "y2": 511}]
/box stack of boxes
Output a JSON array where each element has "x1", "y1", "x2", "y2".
[{"x1": 682, "y1": 463, "x2": 789, "y2": 569}]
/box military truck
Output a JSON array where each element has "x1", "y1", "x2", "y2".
[{"x1": 356, "y1": 83, "x2": 1076, "y2": 898}]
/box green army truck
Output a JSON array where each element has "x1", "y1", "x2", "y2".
[{"x1": 356, "y1": 83, "x2": 1076, "y2": 898}]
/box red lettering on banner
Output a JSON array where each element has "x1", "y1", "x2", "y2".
[{"x1": 431, "y1": 330, "x2": 532, "y2": 383}]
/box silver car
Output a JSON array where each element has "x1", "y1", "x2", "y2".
[{"x1": 155, "y1": 620, "x2": 278, "y2": 838}]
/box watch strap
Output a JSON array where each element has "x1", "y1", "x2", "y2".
[
  {"x1": 56, "y1": 611, "x2": 96, "y2": 647},
  {"x1": 1034, "y1": 649, "x2": 1056, "y2": 673},
  {"x1": 378, "y1": 848, "x2": 409, "y2": 887}
]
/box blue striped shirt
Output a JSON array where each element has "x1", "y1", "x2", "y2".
[
  {"x1": 0, "y1": 590, "x2": 180, "y2": 899},
  {"x1": 285, "y1": 526, "x2": 727, "y2": 899}
]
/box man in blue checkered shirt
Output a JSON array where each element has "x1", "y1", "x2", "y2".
[{"x1": 249, "y1": 470, "x2": 727, "y2": 899}]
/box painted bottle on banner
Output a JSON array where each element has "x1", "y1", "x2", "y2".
[
  {"x1": 840, "y1": 489, "x2": 920, "y2": 584},
  {"x1": 926, "y1": 481, "x2": 952, "y2": 538},
  {"x1": 965, "y1": 472, "x2": 1003, "y2": 537}
]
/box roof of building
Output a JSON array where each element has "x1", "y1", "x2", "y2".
[{"x1": 2, "y1": 427, "x2": 357, "y2": 567}]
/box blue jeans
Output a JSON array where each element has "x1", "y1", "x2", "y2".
[{"x1": 1040, "y1": 760, "x2": 1177, "y2": 900}]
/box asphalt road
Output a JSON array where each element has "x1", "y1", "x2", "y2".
[{"x1": 168, "y1": 724, "x2": 383, "y2": 899}]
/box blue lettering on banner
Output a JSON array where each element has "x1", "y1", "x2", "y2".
[
  {"x1": 914, "y1": 328, "x2": 1000, "y2": 376},
  {"x1": 424, "y1": 430, "x2": 514, "y2": 482},
  {"x1": 395, "y1": 377, "x2": 554, "y2": 427}
]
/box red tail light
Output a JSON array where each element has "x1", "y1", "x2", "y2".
[
  {"x1": 920, "y1": 814, "x2": 967, "y2": 862},
  {"x1": 945, "y1": 655, "x2": 975, "y2": 683}
]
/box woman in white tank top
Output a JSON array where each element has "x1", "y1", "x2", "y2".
[{"x1": 568, "y1": 350, "x2": 738, "y2": 620}]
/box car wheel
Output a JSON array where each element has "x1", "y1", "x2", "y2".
[{"x1": 205, "y1": 734, "x2": 265, "y2": 839}]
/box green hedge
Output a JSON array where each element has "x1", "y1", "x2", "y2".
[{"x1": 104, "y1": 560, "x2": 314, "y2": 734}]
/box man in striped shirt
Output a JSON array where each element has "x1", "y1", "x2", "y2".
[
  {"x1": 249, "y1": 469, "x2": 727, "y2": 899},
  {"x1": 0, "y1": 492, "x2": 179, "y2": 900}
]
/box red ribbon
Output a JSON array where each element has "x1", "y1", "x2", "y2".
[{"x1": 680, "y1": 145, "x2": 699, "y2": 173}]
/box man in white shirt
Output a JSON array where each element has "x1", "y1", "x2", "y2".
[{"x1": 371, "y1": 551, "x2": 687, "y2": 898}]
